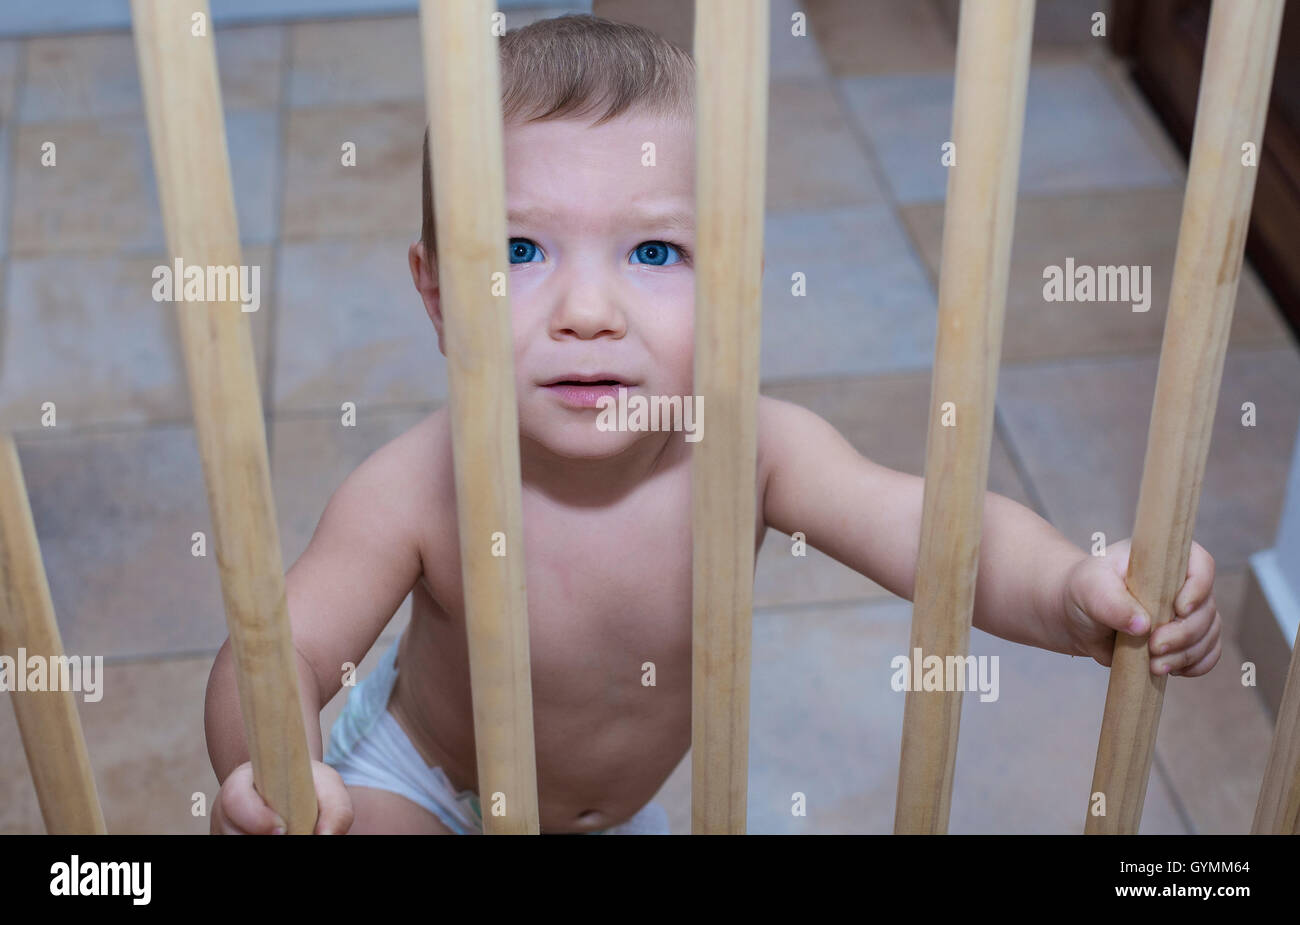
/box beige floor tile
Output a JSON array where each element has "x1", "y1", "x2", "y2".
[
  {"x1": 14, "y1": 427, "x2": 228, "y2": 660},
  {"x1": 19, "y1": 26, "x2": 283, "y2": 121},
  {"x1": 900, "y1": 189, "x2": 1295, "y2": 363},
  {"x1": 280, "y1": 102, "x2": 423, "y2": 240},
  {"x1": 22, "y1": 33, "x2": 145, "y2": 121},
  {"x1": 216, "y1": 24, "x2": 286, "y2": 111},
  {"x1": 0, "y1": 642, "x2": 405, "y2": 835},
  {"x1": 842, "y1": 61, "x2": 1179, "y2": 204},
  {"x1": 766, "y1": 79, "x2": 886, "y2": 214},
  {"x1": 11, "y1": 112, "x2": 279, "y2": 256},
  {"x1": 0, "y1": 124, "x2": 10, "y2": 255},
  {"x1": 1089, "y1": 46, "x2": 1196, "y2": 179},
  {"x1": 0, "y1": 247, "x2": 273, "y2": 433},
  {"x1": 806, "y1": 0, "x2": 954, "y2": 77},
  {"x1": 271, "y1": 237, "x2": 443, "y2": 413},
  {"x1": 288, "y1": 16, "x2": 422, "y2": 107},
  {"x1": 768, "y1": 0, "x2": 830, "y2": 82},
  {"x1": 12, "y1": 119, "x2": 161, "y2": 254},
  {"x1": 0, "y1": 657, "x2": 212, "y2": 834},
  {"x1": 947, "y1": 618, "x2": 1188, "y2": 834},
  {"x1": 997, "y1": 348, "x2": 1300, "y2": 571},
  {"x1": 0, "y1": 39, "x2": 17, "y2": 123},
  {"x1": 760, "y1": 206, "x2": 938, "y2": 379},
  {"x1": 652, "y1": 596, "x2": 1191, "y2": 833}
]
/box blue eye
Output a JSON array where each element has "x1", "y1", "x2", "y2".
[
  {"x1": 509, "y1": 238, "x2": 541, "y2": 264},
  {"x1": 631, "y1": 241, "x2": 682, "y2": 266}
]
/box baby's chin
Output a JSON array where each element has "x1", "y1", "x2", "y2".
[{"x1": 523, "y1": 422, "x2": 649, "y2": 461}]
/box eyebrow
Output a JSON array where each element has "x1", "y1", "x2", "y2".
[{"x1": 507, "y1": 205, "x2": 695, "y2": 233}]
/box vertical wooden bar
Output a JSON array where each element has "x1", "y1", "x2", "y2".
[
  {"x1": 1254, "y1": 624, "x2": 1300, "y2": 833},
  {"x1": 419, "y1": 0, "x2": 539, "y2": 835},
  {"x1": 0, "y1": 437, "x2": 107, "y2": 834},
  {"x1": 132, "y1": 0, "x2": 317, "y2": 833},
  {"x1": 894, "y1": 0, "x2": 1035, "y2": 835},
  {"x1": 691, "y1": 0, "x2": 769, "y2": 835},
  {"x1": 1086, "y1": 0, "x2": 1284, "y2": 835}
]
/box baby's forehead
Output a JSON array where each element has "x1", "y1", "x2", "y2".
[{"x1": 502, "y1": 113, "x2": 695, "y2": 221}]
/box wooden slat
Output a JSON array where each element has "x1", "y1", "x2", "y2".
[
  {"x1": 0, "y1": 437, "x2": 107, "y2": 834},
  {"x1": 690, "y1": 0, "x2": 769, "y2": 835},
  {"x1": 894, "y1": 0, "x2": 1035, "y2": 835},
  {"x1": 419, "y1": 0, "x2": 539, "y2": 835},
  {"x1": 1254, "y1": 618, "x2": 1300, "y2": 833},
  {"x1": 132, "y1": 0, "x2": 317, "y2": 834},
  {"x1": 1087, "y1": 0, "x2": 1285, "y2": 835}
]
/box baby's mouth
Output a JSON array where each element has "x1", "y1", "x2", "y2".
[{"x1": 542, "y1": 378, "x2": 632, "y2": 409}]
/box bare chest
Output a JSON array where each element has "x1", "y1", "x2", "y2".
[{"x1": 420, "y1": 473, "x2": 697, "y2": 687}]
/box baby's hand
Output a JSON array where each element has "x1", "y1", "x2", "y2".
[
  {"x1": 1061, "y1": 538, "x2": 1221, "y2": 677},
  {"x1": 212, "y1": 760, "x2": 353, "y2": 835}
]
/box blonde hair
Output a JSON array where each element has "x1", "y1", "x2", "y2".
[{"x1": 420, "y1": 13, "x2": 695, "y2": 258}]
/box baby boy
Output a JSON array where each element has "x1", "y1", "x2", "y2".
[{"x1": 205, "y1": 14, "x2": 1221, "y2": 835}]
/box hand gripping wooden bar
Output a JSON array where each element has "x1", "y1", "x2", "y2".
[
  {"x1": 0, "y1": 437, "x2": 107, "y2": 834},
  {"x1": 690, "y1": 0, "x2": 769, "y2": 835},
  {"x1": 894, "y1": 0, "x2": 1035, "y2": 835},
  {"x1": 419, "y1": 0, "x2": 540, "y2": 835},
  {"x1": 1086, "y1": 0, "x2": 1284, "y2": 835},
  {"x1": 131, "y1": 0, "x2": 317, "y2": 833}
]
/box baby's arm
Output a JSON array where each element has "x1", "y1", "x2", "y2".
[
  {"x1": 204, "y1": 425, "x2": 430, "y2": 830},
  {"x1": 759, "y1": 397, "x2": 1088, "y2": 653}
]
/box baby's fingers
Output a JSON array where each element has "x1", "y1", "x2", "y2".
[
  {"x1": 1149, "y1": 597, "x2": 1217, "y2": 658},
  {"x1": 1151, "y1": 605, "x2": 1221, "y2": 676},
  {"x1": 1173, "y1": 636, "x2": 1222, "y2": 678}
]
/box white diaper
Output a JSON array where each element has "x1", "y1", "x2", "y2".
[{"x1": 324, "y1": 636, "x2": 671, "y2": 834}]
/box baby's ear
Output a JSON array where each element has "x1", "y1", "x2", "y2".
[{"x1": 408, "y1": 241, "x2": 446, "y2": 355}]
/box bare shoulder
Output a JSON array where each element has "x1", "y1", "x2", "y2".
[
  {"x1": 320, "y1": 408, "x2": 451, "y2": 551},
  {"x1": 283, "y1": 409, "x2": 454, "y2": 675},
  {"x1": 359, "y1": 407, "x2": 449, "y2": 482}
]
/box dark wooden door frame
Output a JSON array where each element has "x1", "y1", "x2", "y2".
[{"x1": 1112, "y1": 0, "x2": 1300, "y2": 338}]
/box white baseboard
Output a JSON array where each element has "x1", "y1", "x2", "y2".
[{"x1": 1251, "y1": 548, "x2": 1300, "y2": 652}]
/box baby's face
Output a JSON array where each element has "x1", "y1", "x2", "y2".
[{"x1": 503, "y1": 112, "x2": 695, "y2": 459}]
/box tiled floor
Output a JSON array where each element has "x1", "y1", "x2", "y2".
[{"x1": 2, "y1": 1, "x2": 1297, "y2": 834}]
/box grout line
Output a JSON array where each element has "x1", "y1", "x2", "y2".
[
  {"x1": 3, "y1": 400, "x2": 442, "y2": 443},
  {"x1": 991, "y1": 403, "x2": 1053, "y2": 524},
  {"x1": 7, "y1": 223, "x2": 423, "y2": 263},
  {"x1": 752, "y1": 593, "x2": 908, "y2": 621},
  {"x1": 100, "y1": 647, "x2": 223, "y2": 667}
]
